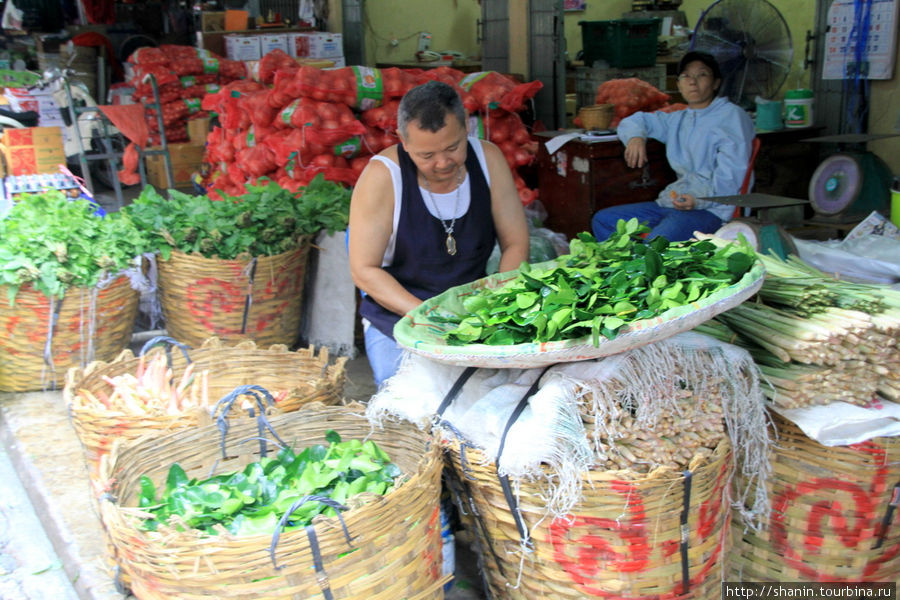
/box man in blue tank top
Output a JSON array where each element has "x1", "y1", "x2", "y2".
[{"x1": 349, "y1": 81, "x2": 529, "y2": 387}]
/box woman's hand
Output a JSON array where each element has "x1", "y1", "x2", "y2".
[
  {"x1": 672, "y1": 193, "x2": 696, "y2": 210},
  {"x1": 623, "y1": 137, "x2": 648, "y2": 169}
]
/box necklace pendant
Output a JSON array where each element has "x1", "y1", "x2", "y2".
[{"x1": 445, "y1": 233, "x2": 457, "y2": 256}]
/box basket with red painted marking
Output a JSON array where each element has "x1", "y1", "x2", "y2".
[
  {"x1": 65, "y1": 336, "x2": 346, "y2": 480},
  {"x1": 156, "y1": 242, "x2": 311, "y2": 348},
  {"x1": 730, "y1": 412, "x2": 900, "y2": 582},
  {"x1": 0, "y1": 276, "x2": 139, "y2": 392},
  {"x1": 98, "y1": 404, "x2": 447, "y2": 599}
]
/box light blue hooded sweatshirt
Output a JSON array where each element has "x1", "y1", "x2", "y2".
[{"x1": 616, "y1": 96, "x2": 755, "y2": 222}]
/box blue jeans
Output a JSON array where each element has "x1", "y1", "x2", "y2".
[
  {"x1": 364, "y1": 325, "x2": 405, "y2": 389},
  {"x1": 591, "y1": 202, "x2": 723, "y2": 242}
]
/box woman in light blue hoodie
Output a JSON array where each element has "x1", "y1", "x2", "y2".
[{"x1": 591, "y1": 51, "x2": 755, "y2": 242}]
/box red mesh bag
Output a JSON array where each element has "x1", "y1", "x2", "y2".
[
  {"x1": 460, "y1": 71, "x2": 543, "y2": 113},
  {"x1": 258, "y1": 49, "x2": 299, "y2": 84}
]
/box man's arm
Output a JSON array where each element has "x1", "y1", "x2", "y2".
[
  {"x1": 482, "y1": 141, "x2": 530, "y2": 273},
  {"x1": 348, "y1": 156, "x2": 424, "y2": 317}
]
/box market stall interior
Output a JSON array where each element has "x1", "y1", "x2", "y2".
[{"x1": 0, "y1": 0, "x2": 899, "y2": 598}]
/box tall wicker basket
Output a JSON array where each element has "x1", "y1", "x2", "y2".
[
  {"x1": 99, "y1": 407, "x2": 448, "y2": 599},
  {"x1": 156, "y1": 240, "x2": 310, "y2": 348},
  {"x1": 65, "y1": 337, "x2": 347, "y2": 479},
  {"x1": 444, "y1": 437, "x2": 733, "y2": 599},
  {"x1": 730, "y1": 412, "x2": 900, "y2": 582},
  {"x1": 0, "y1": 276, "x2": 139, "y2": 392}
]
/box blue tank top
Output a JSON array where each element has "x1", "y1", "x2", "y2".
[{"x1": 360, "y1": 140, "x2": 496, "y2": 339}]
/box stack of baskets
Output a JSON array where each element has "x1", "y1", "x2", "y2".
[
  {"x1": 98, "y1": 406, "x2": 448, "y2": 599},
  {"x1": 0, "y1": 276, "x2": 139, "y2": 392},
  {"x1": 65, "y1": 336, "x2": 346, "y2": 479},
  {"x1": 731, "y1": 412, "x2": 900, "y2": 582}
]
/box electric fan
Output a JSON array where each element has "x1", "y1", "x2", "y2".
[{"x1": 690, "y1": 0, "x2": 794, "y2": 107}]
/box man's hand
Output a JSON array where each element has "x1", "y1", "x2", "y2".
[{"x1": 623, "y1": 137, "x2": 648, "y2": 169}]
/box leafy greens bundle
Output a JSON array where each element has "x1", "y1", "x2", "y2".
[
  {"x1": 124, "y1": 174, "x2": 351, "y2": 260},
  {"x1": 138, "y1": 430, "x2": 401, "y2": 536},
  {"x1": 440, "y1": 218, "x2": 756, "y2": 346},
  {"x1": 0, "y1": 191, "x2": 146, "y2": 305}
]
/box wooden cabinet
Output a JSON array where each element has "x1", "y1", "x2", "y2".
[{"x1": 535, "y1": 131, "x2": 675, "y2": 239}]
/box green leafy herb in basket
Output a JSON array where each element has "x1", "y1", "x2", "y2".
[
  {"x1": 137, "y1": 430, "x2": 401, "y2": 536},
  {"x1": 438, "y1": 218, "x2": 756, "y2": 346},
  {"x1": 0, "y1": 191, "x2": 146, "y2": 305},
  {"x1": 124, "y1": 174, "x2": 351, "y2": 260}
]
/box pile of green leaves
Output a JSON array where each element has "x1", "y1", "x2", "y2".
[
  {"x1": 124, "y1": 174, "x2": 351, "y2": 260},
  {"x1": 137, "y1": 431, "x2": 402, "y2": 536},
  {"x1": 0, "y1": 191, "x2": 146, "y2": 305},
  {"x1": 440, "y1": 218, "x2": 756, "y2": 346}
]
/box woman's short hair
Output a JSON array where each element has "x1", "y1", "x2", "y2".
[
  {"x1": 397, "y1": 81, "x2": 467, "y2": 138},
  {"x1": 678, "y1": 51, "x2": 722, "y2": 81}
]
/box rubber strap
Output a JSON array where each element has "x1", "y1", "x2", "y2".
[
  {"x1": 240, "y1": 257, "x2": 258, "y2": 335},
  {"x1": 436, "y1": 367, "x2": 478, "y2": 418},
  {"x1": 679, "y1": 469, "x2": 693, "y2": 593},
  {"x1": 873, "y1": 481, "x2": 900, "y2": 550},
  {"x1": 269, "y1": 495, "x2": 352, "y2": 571},
  {"x1": 42, "y1": 295, "x2": 64, "y2": 385},
  {"x1": 495, "y1": 365, "x2": 553, "y2": 547},
  {"x1": 211, "y1": 385, "x2": 285, "y2": 458}
]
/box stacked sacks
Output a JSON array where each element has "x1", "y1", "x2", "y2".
[
  {"x1": 423, "y1": 68, "x2": 543, "y2": 207},
  {"x1": 196, "y1": 61, "x2": 544, "y2": 203},
  {"x1": 127, "y1": 45, "x2": 247, "y2": 144},
  {"x1": 575, "y1": 77, "x2": 675, "y2": 129}
]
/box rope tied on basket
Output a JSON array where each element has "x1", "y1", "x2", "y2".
[
  {"x1": 873, "y1": 481, "x2": 900, "y2": 549},
  {"x1": 41, "y1": 294, "x2": 64, "y2": 389},
  {"x1": 495, "y1": 364, "x2": 555, "y2": 553},
  {"x1": 679, "y1": 469, "x2": 693, "y2": 594},
  {"x1": 240, "y1": 256, "x2": 259, "y2": 335},
  {"x1": 269, "y1": 494, "x2": 354, "y2": 600},
  {"x1": 139, "y1": 335, "x2": 193, "y2": 368},
  {"x1": 210, "y1": 385, "x2": 287, "y2": 458}
]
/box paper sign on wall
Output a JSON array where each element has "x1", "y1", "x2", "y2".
[{"x1": 823, "y1": 0, "x2": 898, "y2": 79}]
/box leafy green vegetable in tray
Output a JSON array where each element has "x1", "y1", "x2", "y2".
[
  {"x1": 124, "y1": 174, "x2": 351, "y2": 260},
  {"x1": 137, "y1": 431, "x2": 401, "y2": 536},
  {"x1": 438, "y1": 219, "x2": 756, "y2": 347},
  {"x1": 0, "y1": 191, "x2": 146, "y2": 305}
]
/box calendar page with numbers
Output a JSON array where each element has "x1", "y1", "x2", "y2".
[{"x1": 823, "y1": 0, "x2": 898, "y2": 79}]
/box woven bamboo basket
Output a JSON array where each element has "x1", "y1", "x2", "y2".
[
  {"x1": 0, "y1": 276, "x2": 139, "y2": 392},
  {"x1": 444, "y1": 437, "x2": 732, "y2": 599},
  {"x1": 730, "y1": 412, "x2": 900, "y2": 582},
  {"x1": 65, "y1": 336, "x2": 347, "y2": 478},
  {"x1": 99, "y1": 406, "x2": 447, "y2": 599},
  {"x1": 156, "y1": 240, "x2": 310, "y2": 348},
  {"x1": 578, "y1": 104, "x2": 614, "y2": 130}
]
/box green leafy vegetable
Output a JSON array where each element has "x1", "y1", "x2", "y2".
[
  {"x1": 123, "y1": 174, "x2": 351, "y2": 260},
  {"x1": 0, "y1": 191, "x2": 147, "y2": 305},
  {"x1": 137, "y1": 431, "x2": 402, "y2": 536},
  {"x1": 438, "y1": 218, "x2": 757, "y2": 346}
]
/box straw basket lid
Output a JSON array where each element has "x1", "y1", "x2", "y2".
[
  {"x1": 578, "y1": 103, "x2": 614, "y2": 130},
  {"x1": 393, "y1": 258, "x2": 766, "y2": 368}
]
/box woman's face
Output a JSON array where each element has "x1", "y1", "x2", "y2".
[
  {"x1": 400, "y1": 115, "x2": 468, "y2": 187},
  {"x1": 677, "y1": 60, "x2": 721, "y2": 109}
]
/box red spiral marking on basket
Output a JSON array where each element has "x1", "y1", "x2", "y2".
[
  {"x1": 770, "y1": 441, "x2": 900, "y2": 581},
  {"x1": 262, "y1": 260, "x2": 302, "y2": 299},
  {"x1": 548, "y1": 472, "x2": 728, "y2": 598},
  {"x1": 186, "y1": 277, "x2": 244, "y2": 333},
  {"x1": 696, "y1": 458, "x2": 729, "y2": 539},
  {"x1": 249, "y1": 300, "x2": 290, "y2": 333}
]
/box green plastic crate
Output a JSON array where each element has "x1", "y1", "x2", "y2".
[{"x1": 579, "y1": 18, "x2": 661, "y2": 68}]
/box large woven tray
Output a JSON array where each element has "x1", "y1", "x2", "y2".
[{"x1": 394, "y1": 259, "x2": 765, "y2": 368}]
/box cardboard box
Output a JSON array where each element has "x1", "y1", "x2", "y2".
[
  {"x1": 187, "y1": 117, "x2": 212, "y2": 144},
  {"x1": 224, "y1": 34, "x2": 262, "y2": 61},
  {"x1": 145, "y1": 143, "x2": 205, "y2": 189},
  {"x1": 224, "y1": 9, "x2": 248, "y2": 31},
  {"x1": 0, "y1": 126, "x2": 66, "y2": 176},
  {"x1": 289, "y1": 32, "x2": 343, "y2": 58},
  {"x1": 326, "y1": 56, "x2": 346, "y2": 68},
  {"x1": 200, "y1": 11, "x2": 226, "y2": 32},
  {"x1": 259, "y1": 33, "x2": 289, "y2": 55}
]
